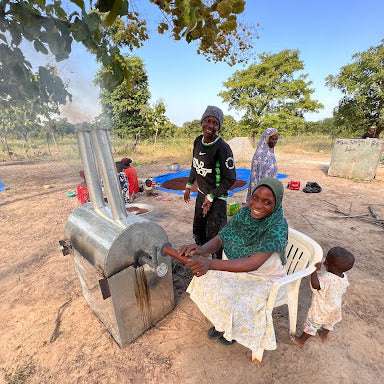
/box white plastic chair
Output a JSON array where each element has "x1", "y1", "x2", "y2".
[{"x1": 251, "y1": 227, "x2": 323, "y2": 362}]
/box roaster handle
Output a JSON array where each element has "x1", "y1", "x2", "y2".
[{"x1": 161, "y1": 244, "x2": 190, "y2": 265}]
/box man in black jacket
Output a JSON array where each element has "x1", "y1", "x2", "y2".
[{"x1": 184, "y1": 106, "x2": 236, "y2": 259}]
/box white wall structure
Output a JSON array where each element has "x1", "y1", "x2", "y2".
[{"x1": 328, "y1": 138, "x2": 384, "y2": 180}]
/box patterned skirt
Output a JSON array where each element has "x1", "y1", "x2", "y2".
[{"x1": 187, "y1": 270, "x2": 276, "y2": 353}]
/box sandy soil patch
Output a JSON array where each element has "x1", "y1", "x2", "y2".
[{"x1": 0, "y1": 154, "x2": 383, "y2": 384}]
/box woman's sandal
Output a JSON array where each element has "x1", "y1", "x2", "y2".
[
  {"x1": 207, "y1": 327, "x2": 224, "y2": 339},
  {"x1": 218, "y1": 335, "x2": 236, "y2": 346}
]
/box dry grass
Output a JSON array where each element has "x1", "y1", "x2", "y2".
[
  {"x1": 277, "y1": 135, "x2": 334, "y2": 154},
  {"x1": 110, "y1": 137, "x2": 194, "y2": 165},
  {"x1": 3, "y1": 363, "x2": 35, "y2": 384},
  {"x1": 1, "y1": 135, "x2": 334, "y2": 164},
  {"x1": 1, "y1": 157, "x2": 383, "y2": 384}
]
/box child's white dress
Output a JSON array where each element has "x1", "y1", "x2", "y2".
[{"x1": 307, "y1": 271, "x2": 349, "y2": 326}]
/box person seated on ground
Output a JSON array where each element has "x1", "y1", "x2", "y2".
[
  {"x1": 115, "y1": 161, "x2": 130, "y2": 204},
  {"x1": 361, "y1": 126, "x2": 376, "y2": 139},
  {"x1": 121, "y1": 158, "x2": 140, "y2": 202},
  {"x1": 143, "y1": 179, "x2": 158, "y2": 196},
  {"x1": 178, "y1": 177, "x2": 288, "y2": 360},
  {"x1": 77, "y1": 170, "x2": 89, "y2": 205},
  {"x1": 290, "y1": 247, "x2": 354, "y2": 348},
  {"x1": 247, "y1": 128, "x2": 279, "y2": 203}
]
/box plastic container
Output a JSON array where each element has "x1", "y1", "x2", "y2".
[
  {"x1": 287, "y1": 181, "x2": 300, "y2": 190},
  {"x1": 227, "y1": 202, "x2": 240, "y2": 216},
  {"x1": 168, "y1": 163, "x2": 180, "y2": 171}
]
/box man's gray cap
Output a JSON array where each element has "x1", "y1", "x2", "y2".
[{"x1": 200, "y1": 105, "x2": 224, "y2": 130}]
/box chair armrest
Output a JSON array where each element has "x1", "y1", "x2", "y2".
[
  {"x1": 278, "y1": 265, "x2": 316, "y2": 287},
  {"x1": 266, "y1": 266, "x2": 316, "y2": 310},
  {"x1": 266, "y1": 265, "x2": 317, "y2": 310}
]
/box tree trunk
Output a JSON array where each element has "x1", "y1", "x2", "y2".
[
  {"x1": 251, "y1": 131, "x2": 257, "y2": 145},
  {"x1": 1, "y1": 136, "x2": 13, "y2": 160},
  {"x1": 153, "y1": 127, "x2": 159, "y2": 146},
  {"x1": 46, "y1": 132, "x2": 52, "y2": 158},
  {"x1": 23, "y1": 142, "x2": 31, "y2": 160},
  {"x1": 22, "y1": 130, "x2": 29, "y2": 144},
  {"x1": 131, "y1": 131, "x2": 140, "y2": 152},
  {"x1": 50, "y1": 125, "x2": 58, "y2": 148}
]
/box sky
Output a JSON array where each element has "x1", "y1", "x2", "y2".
[{"x1": 30, "y1": 0, "x2": 384, "y2": 126}]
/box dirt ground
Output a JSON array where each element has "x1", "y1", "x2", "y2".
[{"x1": 0, "y1": 153, "x2": 383, "y2": 384}]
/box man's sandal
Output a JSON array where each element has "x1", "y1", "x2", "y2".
[
  {"x1": 218, "y1": 335, "x2": 236, "y2": 345},
  {"x1": 207, "y1": 327, "x2": 224, "y2": 339}
]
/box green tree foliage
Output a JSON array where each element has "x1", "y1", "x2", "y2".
[
  {"x1": 0, "y1": 0, "x2": 147, "y2": 104},
  {"x1": 305, "y1": 117, "x2": 335, "y2": 136},
  {"x1": 95, "y1": 56, "x2": 150, "y2": 138},
  {"x1": 52, "y1": 118, "x2": 75, "y2": 137},
  {"x1": 180, "y1": 114, "x2": 240, "y2": 139},
  {"x1": 181, "y1": 119, "x2": 202, "y2": 138},
  {"x1": 0, "y1": 106, "x2": 15, "y2": 158},
  {"x1": 220, "y1": 114, "x2": 238, "y2": 137},
  {"x1": 140, "y1": 99, "x2": 173, "y2": 143},
  {"x1": 1, "y1": 0, "x2": 252, "y2": 106},
  {"x1": 326, "y1": 40, "x2": 384, "y2": 138},
  {"x1": 219, "y1": 50, "x2": 323, "y2": 141},
  {"x1": 153, "y1": 0, "x2": 254, "y2": 66},
  {"x1": 0, "y1": 102, "x2": 45, "y2": 159},
  {"x1": 3, "y1": 104, "x2": 41, "y2": 143},
  {"x1": 0, "y1": 39, "x2": 71, "y2": 110},
  {"x1": 0, "y1": 64, "x2": 71, "y2": 159},
  {"x1": 36, "y1": 114, "x2": 74, "y2": 147}
]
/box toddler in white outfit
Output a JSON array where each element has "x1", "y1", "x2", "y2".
[{"x1": 291, "y1": 246, "x2": 355, "y2": 347}]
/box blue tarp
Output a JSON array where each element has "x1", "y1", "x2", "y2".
[
  {"x1": 153, "y1": 169, "x2": 287, "y2": 198},
  {"x1": 0, "y1": 181, "x2": 5, "y2": 192}
]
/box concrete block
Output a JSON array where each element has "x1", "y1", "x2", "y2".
[{"x1": 328, "y1": 138, "x2": 384, "y2": 181}]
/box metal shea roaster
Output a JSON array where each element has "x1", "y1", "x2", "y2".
[{"x1": 60, "y1": 128, "x2": 174, "y2": 347}]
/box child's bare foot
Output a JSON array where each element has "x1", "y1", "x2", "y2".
[
  {"x1": 290, "y1": 334, "x2": 304, "y2": 348},
  {"x1": 318, "y1": 329, "x2": 328, "y2": 343}
]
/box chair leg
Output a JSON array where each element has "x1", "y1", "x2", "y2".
[
  {"x1": 252, "y1": 348, "x2": 264, "y2": 363},
  {"x1": 287, "y1": 295, "x2": 298, "y2": 335}
]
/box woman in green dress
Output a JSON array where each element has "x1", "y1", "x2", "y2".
[{"x1": 178, "y1": 177, "x2": 288, "y2": 358}]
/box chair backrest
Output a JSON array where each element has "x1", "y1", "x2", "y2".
[{"x1": 285, "y1": 228, "x2": 323, "y2": 275}]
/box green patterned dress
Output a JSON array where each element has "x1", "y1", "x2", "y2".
[{"x1": 187, "y1": 177, "x2": 288, "y2": 353}]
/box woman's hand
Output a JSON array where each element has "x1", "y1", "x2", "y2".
[
  {"x1": 184, "y1": 189, "x2": 191, "y2": 203},
  {"x1": 178, "y1": 244, "x2": 200, "y2": 256},
  {"x1": 187, "y1": 256, "x2": 212, "y2": 276},
  {"x1": 202, "y1": 196, "x2": 212, "y2": 215}
]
